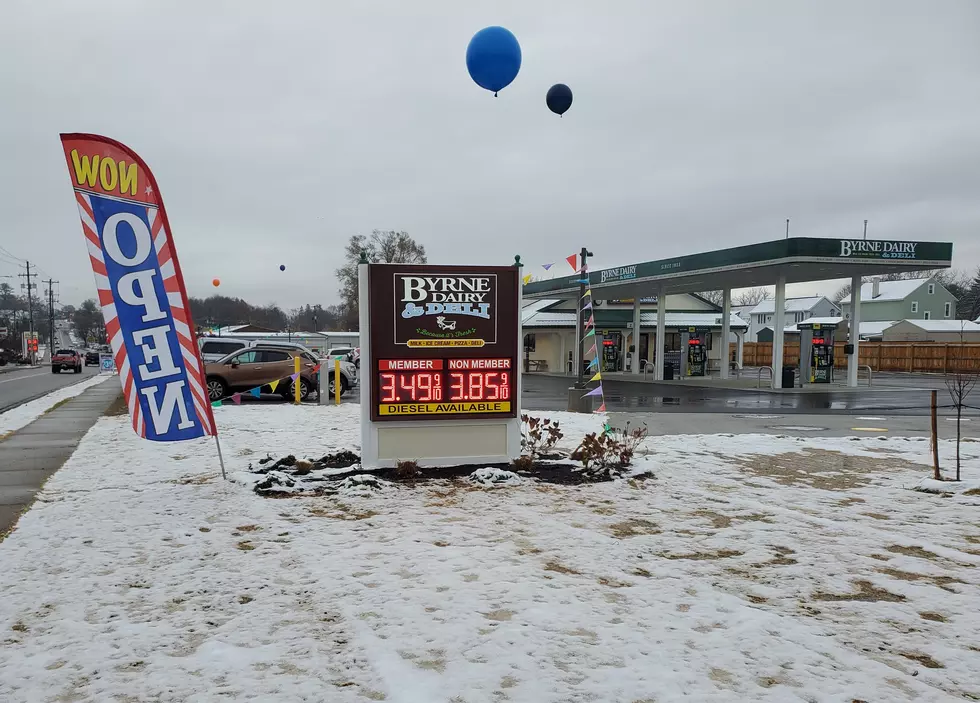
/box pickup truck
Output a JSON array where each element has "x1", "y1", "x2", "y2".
[{"x1": 51, "y1": 349, "x2": 83, "y2": 374}]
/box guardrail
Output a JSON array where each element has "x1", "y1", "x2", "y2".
[{"x1": 757, "y1": 366, "x2": 773, "y2": 388}]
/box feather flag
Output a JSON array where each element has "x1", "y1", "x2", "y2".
[
  {"x1": 582, "y1": 385, "x2": 604, "y2": 398},
  {"x1": 566, "y1": 254, "x2": 578, "y2": 271}
]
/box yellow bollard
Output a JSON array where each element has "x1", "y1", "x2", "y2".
[
  {"x1": 334, "y1": 358, "x2": 341, "y2": 405},
  {"x1": 294, "y1": 355, "x2": 301, "y2": 404}
]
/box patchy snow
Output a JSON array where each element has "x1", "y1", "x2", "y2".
[
  {"x1": 0, "y1": 373, "x2": 112, "y2": 436},
  {"x1": 0, "y1": 403, "x2": 978, "y2": 702}
]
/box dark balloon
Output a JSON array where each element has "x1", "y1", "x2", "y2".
[
  {"x1": 546, "y1": 84, "x2": 573, "y2": 116},
  {"x1": 466, "y1": 26, "x2": 522, "y2": 96},
  {"x1": 279, "y1": 264, "x2": 286, "y2": 271}
]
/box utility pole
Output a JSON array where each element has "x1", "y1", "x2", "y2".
[
  {"x1": 45, "y1": 279, "x2": 58, "y2": 353},
  {"x1": 863, "y1": 219, "x2": 868, "y2": 240},
  {"x1": 785, "y1": 219, "x2": 790, "y2": 239},
  {"x1": 18, "y1": 262, "x2": 35, "y2": 363}
]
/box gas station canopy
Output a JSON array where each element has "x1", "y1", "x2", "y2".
[{"x1": 523, "y1": 237, "x2": 953, "y2": 300}]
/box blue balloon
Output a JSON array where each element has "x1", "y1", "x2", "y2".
[
  {"x1": 466, "y1": 26, "x2": 521, "y2": 96},
  {"x1": 279, "y1": 264, "x2": 286, "y2": 271}
]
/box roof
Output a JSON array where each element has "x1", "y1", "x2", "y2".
[
  {"x1": 750, "y1": 296, "x2": 833, "y2": 315},
  {"x1": 523, "y1": 310, "x2": 747, "y2": 329},
  {"x1": 857, "y1": 321, "x2": 895, "y2": 338},
  {"x1": 886, "y1": 319, "x2": 980, "y2": 333},
  {"x1": 523, "y1": 237, "x2": 953, "y2": 301},
  {"x1": 840, "y1": 278, "x2": 932, "y2": 304}
]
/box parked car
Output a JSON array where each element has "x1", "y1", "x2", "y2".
[
  {"x1": 327, "y1": 346, "x2": 360, "y2": 369},
  {"x1": 51, "y1": 349, "x2": 82, "y2": 374},
  {"x1": 198, "y1": 338, "x2": 249, "y2": 363},
  {"x1": 205, "y1": 345, "x2": 355, "y2": 402},
  {"x1": 84, "y1": 349, "x2": 100, "y2": 366}
]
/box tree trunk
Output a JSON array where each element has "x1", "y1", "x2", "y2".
[{"x1": 956, "y1": 404, "x2": 962, "y2": 482}]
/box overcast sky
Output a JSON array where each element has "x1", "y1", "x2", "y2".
[{"x1": 2, "y1": 0, "x2": 978, "y2": 310}]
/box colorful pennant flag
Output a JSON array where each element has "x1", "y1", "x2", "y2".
[
  {"x1": 211, "y1": 400, "x2": 222, "y2": 408},
  {"x1": 582, "y1": 289, "x2": 591, "y2": 299},
  {"x1": 232, "y1": 393, "x2": 242, "y2": 405},
  {"x1": 589, "y1": 343, "x2": 598, "y2": 356},
  {"x1": 584, "y1": 328, "x2": 596, "y2": 339},
  {"x1": 522, "y1": 273, "x2": 532, "y2": 285},
  {"x1": 595, "y1": 403, "x2": 606, "y2": 413},
  {"x1": 290, "y1": 373, "x2": 299, "y2": 382},
  {"x1": 585, "y1": 314, "x2": 595, "y2": 328},
  {"x1": 603, "y1": 423, "x2": 613, "y2": 434},
  {"x1": 587, "y1": 357, "x2": 599, "y2": 369},
  {"x1": 311, "y1": 365, "x2": 320, "y2": 374},
  {"x1": 249, "y1": 387, "x2": 262, "y2": 398},
  {"x1": 589, "y1": 372, "x2": 601, "y2": 382},
  {"x1": 582, "y1": 301, "x2": 592, "y2": 311},
  {"x1": 583, "y1": 385, "x2": 604, "y2": 398},
  {"x1": 269, "y1": 379, "x2": 280, "y2": 393},
  {"x1": 576, "y1": 278, "x2": 590, "y2": 284},
  {"x1": 566, "y1": 254, "x2": 578, "y2": 271},
  {"x1": 542, "y1": 263, "x2": 554, "y2": 271}
]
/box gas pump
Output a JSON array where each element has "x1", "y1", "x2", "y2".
[
  {"x1": 601, "y1": 331, "x2": 622, "y2": 372},
  {"x1": 798, "y1": 322, "x2": 836, "y2": 383},
  {"x1": 685, "y1": 327, "x2": 707, "y2": 377}
]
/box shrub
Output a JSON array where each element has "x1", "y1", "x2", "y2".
[
  {"x1": 614, "y1": 422, "x2": 649, "y2": 467},
  {"x1": 511, "y1": 455, "x2": 534, "y2": 472},
  {"x1": 571, "y1": 432, "x2": 623, "y2": 471},
  {"x1": 394, "y1": 460, "x2": 420, "y2": 480},
  {"x1": 520, "y1": 414, "x2": 564, "y2": 463}
]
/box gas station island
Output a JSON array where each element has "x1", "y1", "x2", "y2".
[{"x1": 522, "y1": 236, "x2": 953, "y2": 389}]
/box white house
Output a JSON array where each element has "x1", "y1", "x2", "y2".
[
  {"x1": 840, "y1": 277, "x2": 957, "y2": 323},
  {"x1": 747, "y1": 296, "x2": 841, "y2": 342}
]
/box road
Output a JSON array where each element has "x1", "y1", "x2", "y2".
[
  {"x1": 0, "y1": 364, "x2": 101, "y2": 413},
  {"x1": 522, "y1": 374, "x2": 975, "y2": 416}
]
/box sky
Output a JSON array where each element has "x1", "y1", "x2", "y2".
[{"x1": 1, "y1": 0, "x2": 978, "y2": 311}]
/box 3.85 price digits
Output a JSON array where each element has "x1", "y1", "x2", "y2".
[
  {"x1": 379, "y1": 372, "x2": 443, "y2": 403},
  {"x1": 448, "y1": 371, "x2": 510, "y2": 401}
]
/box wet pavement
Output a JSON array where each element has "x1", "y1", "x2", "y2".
[
  {"x1": 522, "y1": 374, "x2": 974, "y2": 416},
  {"x1": 0, "y1": 364, "x2": 101, "y2": 413},
  {"x1": 0, "y1": 379, "x2": 120, "y2": 535}
]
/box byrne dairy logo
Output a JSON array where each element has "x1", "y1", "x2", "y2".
[
  {"x1": 839, "y1": 240, "x2": 918, "y2": 260},
  {"x1": 600, "y1": 265, "x2": 638, "y2": 283},
  {"x1": 394, "y1": 273, "x2": 497, "y2": 346}
]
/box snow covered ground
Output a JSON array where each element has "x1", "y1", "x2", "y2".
[
  {"x1": 0, "y1": 404, "x2": 978, "y2": 702},
  {"x1": 0, "y1": 373, "x2": 112, "y2": 437}
]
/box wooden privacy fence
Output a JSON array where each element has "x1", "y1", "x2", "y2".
[{"x1": 734, "y1": 342, "x2": 980, "y2": 374}]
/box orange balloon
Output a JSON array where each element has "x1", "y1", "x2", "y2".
[{"x1": 212, "y1": 278, "x2": 220, "y2": 287}]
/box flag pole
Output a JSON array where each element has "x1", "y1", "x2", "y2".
[{"x1": 214, "y1": 435, "x2": 227, "y2": 480}]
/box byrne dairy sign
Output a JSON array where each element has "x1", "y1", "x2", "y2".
[
  {"x1": 395, "y1": 273, "x2": 497, "y2": 346},
  {"x1": 839, "y1": 240, "x2": 918, "y2": 260},
  {"x1": 600, "y1": 265, "x2": 638, "y2": 283}
]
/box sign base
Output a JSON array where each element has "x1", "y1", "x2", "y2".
[{"x1": 361, "y1": 418, "x2": 520, "y2": 469}]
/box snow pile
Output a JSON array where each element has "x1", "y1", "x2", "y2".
[
  {"x1": 0, "y1": 374, "x2": 112, "y2": 435},
  {"x1": 913, "y1": 477, "x2": 980, "y2": 495},
  {"x1": 338, "y1": 474, "x2": 389, "y2": 496},
  {"x1": 469, "y1": 467, "x2": 524, "y2": 487},
  {"x1": 0, "y1": 403, "x2": 978, "y2": 701}
]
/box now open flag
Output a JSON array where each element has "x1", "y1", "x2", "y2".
[{"x1": 60, "y1": 134, "x2": 215, "y2": 442}]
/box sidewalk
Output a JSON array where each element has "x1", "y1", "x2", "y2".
[{"x1": 0, "y1": 380, "x2": 120, "y2": 535}]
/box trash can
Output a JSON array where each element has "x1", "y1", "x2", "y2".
[
  {"x1": 781, "y1": 367, "x2": 796, "y2": 388},
  {"x1": 664, "y1": 362, "x2": 674, "y2": 381}
]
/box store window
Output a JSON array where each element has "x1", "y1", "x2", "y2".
[{"x1": 523, "y1": 334, "x2": 536, "y2": 352}]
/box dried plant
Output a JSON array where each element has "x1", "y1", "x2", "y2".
[{"x1": 519, "y1": 414, "x2": 564, "y2": 463}]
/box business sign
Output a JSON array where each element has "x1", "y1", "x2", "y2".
[
  {"x1": 369, "y1": 265, "x2": 519, "y2": 422},
  {"x1": 607, "y1": 297, "x2": 658, "y2": 305},
  {"x1": 838, "y1": 240, "x2": 918, "y2": 260},
  {"x1": 599, "y1": 265, "x2": 637, "y2": 283},
  {"x1": 99, "y1": 353, "x2": 116, "y2": 374},
  {"x1": 60, "y1": 133, "x2": 215, "y2": 442}
]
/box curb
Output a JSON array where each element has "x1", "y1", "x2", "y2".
[{"x1": 0, "y1": 373, "x2": 104, "y2": 415}]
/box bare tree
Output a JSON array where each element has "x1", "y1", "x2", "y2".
[
  {"x1": 734, "y1": 287, "x2": 771, "y2": 306},
  {"x1": 697, "y1": 290, "x2": 724, "y2": 307},
  {"x1": 943, "y1": 322, "x2": 979, "y2": 481},
  {"x1": 832, "y1": 282, "x2": 852, "y2": 304}
]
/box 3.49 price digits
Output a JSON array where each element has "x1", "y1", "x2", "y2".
[
  {"x1": 448, "y1": 371, "x2": 510, "y2": 401},
  {"x1": 379, "y1": 372, "x2": 443, "y2": 402}
]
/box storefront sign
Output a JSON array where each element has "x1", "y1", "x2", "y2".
[
  {"x1": 369, "y1": 265, "x2": 519, "y2": 422},
  {"x1": 838, "y1": 240, "x2": 918, "y2": 260},
  {"x1": 599, "y1": 265, "x2": 637, "y2": 283}
]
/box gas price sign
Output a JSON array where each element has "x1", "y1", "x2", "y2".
[{"x1": 368, "y1": 264, "x2": 520, "y2": 421}]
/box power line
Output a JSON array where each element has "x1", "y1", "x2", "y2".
[{"x1": 0, "y1": 245, "x2": 24, "y2": 263}]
